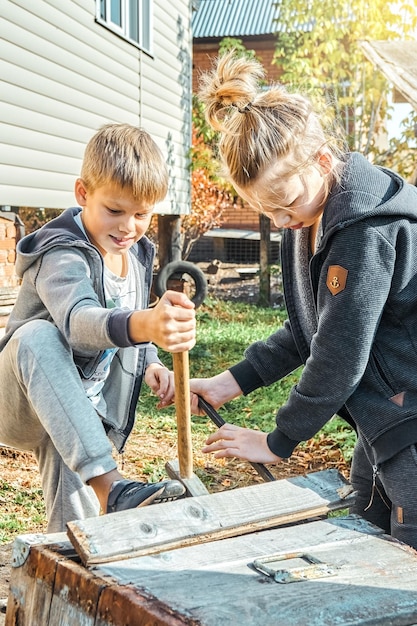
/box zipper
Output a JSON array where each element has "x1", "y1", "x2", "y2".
[{"x1": 364, "y1": 464, "x2": 390, "y2": 511}]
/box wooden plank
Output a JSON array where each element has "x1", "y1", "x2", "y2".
[
  {"x1": 95, "y1": 584, "x2": 198, "y2": 626},
  {"x1": 93, "y1": 516, "x2": 417, "y2": 626},
  {"x1": 47, "y1": 559, "x2": 104, "y2": 625},
  {"x1": 67, "y1": 469, "x2": 355, "y2": 566}
]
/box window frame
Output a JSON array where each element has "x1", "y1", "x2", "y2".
[{"x1": 96, "y1": 0, "x2": 153, "y2": 55}]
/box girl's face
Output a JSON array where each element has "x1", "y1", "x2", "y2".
[{"x1": 236, "y1": 153, "x2": 331, "y2": 230}]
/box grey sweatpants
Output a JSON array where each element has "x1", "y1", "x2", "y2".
[
  {"x1": 350, "y1": 431, "x2": 417, "y2": 550},
  {"x1": 0, "y1": 320, "x2": 117, "y2": 532}
]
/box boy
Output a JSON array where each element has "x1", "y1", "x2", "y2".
[{"x1": 0, "y1": 123, "x2": 196, "y2": 532}]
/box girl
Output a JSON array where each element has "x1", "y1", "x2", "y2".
[{"x1": 190, "y1": 51, "x2": 417, "y2": 549}]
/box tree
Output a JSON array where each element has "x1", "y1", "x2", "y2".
[
  {"x1": 179, "y1": 88, "x2": 243, "y2": 261},
  {"x1": 273, "y1": 0, "x2": 417, "y2": 178},
  {"x1": 18, "y1": 208, "x2": 62, "y2": 234},
  {"x1": 191, "y1": 38, "x2": 274, "y2": 305},
  {"x1": 182, "y1": 126, "x2": 236, "y2": 260}
]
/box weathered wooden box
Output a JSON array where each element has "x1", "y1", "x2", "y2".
[{"x1": 6, "y1": 469, "x2": 417, "y2": 625}]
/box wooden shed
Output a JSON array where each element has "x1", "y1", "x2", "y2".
[
  {"x1": 360, "y1": 40, "x2": 417, "y2": 111},
  {"x1": 5, "y1": 469, "x2": 417, "y2": 625}
]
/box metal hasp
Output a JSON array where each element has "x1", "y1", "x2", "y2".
[{"x1": 252, "y1": 551, "x2": 337, "y2": 584}]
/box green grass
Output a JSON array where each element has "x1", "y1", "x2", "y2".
[
  {"x1": 0, "y1": 297, "x2": 355, "y2": 544},
  {"x1": 137, "y1": 298, "x2": 288, "y2": 430},
  {"x1": 136, "y1": 296, "x2": 356, "y2": 462},
  {"x1": 0, "y1": 481, "x2": 46, "y2": 543}
]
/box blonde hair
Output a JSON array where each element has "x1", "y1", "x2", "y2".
[
  {"x1": 81, "y1": 123, "x2": 168, "y2": 204},
  {"x1": 198, "y1": 51, "x2": 345, "y2": 189}
]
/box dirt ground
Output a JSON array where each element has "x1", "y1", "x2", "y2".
[
  {"x1": 0, "y1": 265, "x2": 350, "y2": 621},
  {"x1": 0, "y1": 437, "x2": 350, "y2": 624},
  {"x1": 199, "y1": 261, "x2": 285, "y2": 307}
]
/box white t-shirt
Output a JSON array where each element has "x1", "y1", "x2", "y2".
[{"x1": 74, "y1": 212, "x2": 140, "y2": 416}]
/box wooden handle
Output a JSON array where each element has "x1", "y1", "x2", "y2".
[{"x1": 173, "y1": 351, "x2": 193, "y2": 479}]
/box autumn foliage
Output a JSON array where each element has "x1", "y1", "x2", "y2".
[{"x1": 178, "y1": 127, "x2": 234, "y2": 259}]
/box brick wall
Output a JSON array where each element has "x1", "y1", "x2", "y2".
[
  {"x1": 220, "y1": 202, "x2": 259, "y2": 230},
  {"x1": 193, "y1": 37, "x2": 282, "y2": 92},
  {"x1": 0, "y1": 213, "x2": 24, "y2": 327},
  {"x1": 220, "y1": 202, "x2": 281, "y2": 232},
  {"x1": 0, "y1": 213, "x2": 24, "y2": 289}
]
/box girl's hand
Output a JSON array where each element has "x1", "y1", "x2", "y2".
[
  {"x1": 145, "y1": 364, "x2": 175, "y2": 407},
  {"x1": 190, "y1": 370, "x2": 243, "y2": 415},
  {"x1": 202, "y1": 424, "x2": 282, "y2": 464}
]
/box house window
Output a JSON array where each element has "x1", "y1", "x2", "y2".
[{"x1": 97, "y1": 0, "x2": 152, "y2": 53}]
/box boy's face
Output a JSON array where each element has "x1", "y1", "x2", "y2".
[{"x1": 74, "y1": 179, "x2": 154, "y2": 259}]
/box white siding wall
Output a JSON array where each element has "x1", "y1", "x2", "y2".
[{"x1": 0, "y1": 0, "x2": 192, "y2": 214}]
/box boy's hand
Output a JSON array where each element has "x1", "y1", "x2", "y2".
[
  {"x1": 129, "y1": 290, "x2": 196, "y2": 351},
  {"x1": 145, "y1": 364, "x2": 175, "y2": 407}
]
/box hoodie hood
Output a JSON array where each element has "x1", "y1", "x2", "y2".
[
  {"x1": 323, "y1": 152, "x2": 417, "y2": 234},
  {"x1": 16, "y1": 206, "x2": 154, "y2": 278},
  {"x1": 16, "y1": 207, "x2": 90, "y2": 277}
]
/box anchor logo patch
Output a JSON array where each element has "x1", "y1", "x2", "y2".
[{"x1": 326, "y1": 265, "x2": 348, "y2": 295}]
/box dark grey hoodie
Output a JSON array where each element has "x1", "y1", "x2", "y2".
[{"x1": 230, "y1": 153, "x2": 417, "y2": 464}]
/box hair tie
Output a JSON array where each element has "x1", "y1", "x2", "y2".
[{"x1": 233, "y1": 102, "x2": 253, "y2": 114}]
